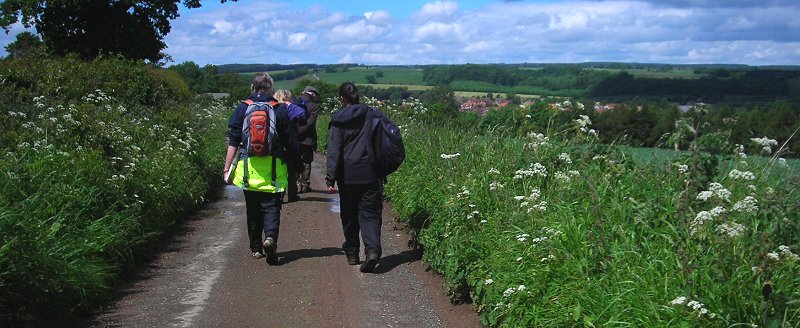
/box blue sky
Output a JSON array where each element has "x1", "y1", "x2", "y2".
[{"x1": 2, "y1": 0, "x2": 799, "y2": 66}]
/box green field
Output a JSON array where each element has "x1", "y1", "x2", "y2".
[{"x1": 313, "y1": 66, "x2": 425, "y2": 85}]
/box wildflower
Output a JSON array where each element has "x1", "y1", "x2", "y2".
[
  {"x1": 767, "y1": 252, "x2": 780, "y2": 261},
  {"x1": 751, "y1": 137, "x2": 778, "y2": 154},
  {"x1": 675, "y1": 163, "x2": 689, "y2": 174},
  {"x1": 696, "y1": 191, "x2": 713, "y2": 201},
  {"x1": 440, "y1": 153, "x2": 461, "y2": 159},
  {"x1": 488, "y1": 167, "x2": 500, "y2": 174},
  {"x1": 524, "y1": 132, "x2": 549, "y2": 149},
  {"x1": 670, "y1": 296, "x2": 688, "y2": 306},
  {"x1": 728, "y1": 169, "x2": 756, "y2": 181},
  {"x1": 503, "y1": 287, "x2": 516, "y2": 298},
  {"x1": 516, "y1": 257, "x2": 523, "y2": 261},
  {"x1": 777, "y1": 158, "x2": 787, "y2": 167},
  {"x1": 540, "y1": 255, "x2": 555, "y2": 262},
  {"x1": 517, "y1": 285, "x2": 526, "y2": 292},
  {"x1": 466, "y1": 211, "x2": 480, "y2": 220},
  {"x1": 485, "y1": 279, "x2": 494, "y2": 285},
  {"x1": 576, "y1": 115, "x2": 592, "y2": 132},
  {"x1": 480, "y1": 219, "x2": 488, "y2": 224},
  {"x1": 732, "y1": 196, "x2": 758, "y2": 212},
  {"x1": 513, "y1": 196, "x2": 525, "y2": 201},
  {"x1": 751, "y1": 266, "x2": 760, "y2": 273},
  {"x1": 734, "y1": 144, "x2": 747, "y2": 158},
  {"x1": 489, "y1": 181, "x2": 504, "y2": 190},
  {"x1": 557, "y1": 153, "x2": 572, "y2": 164},
  {"x1": 457, "y1": 187, "x2": 470, "y2": 199},
  {"x1": 715, "y1": 222, "x2": 745, "y2": 238},
  {"x1": 778, "y1": 245, "x2": 799, "y2": 261},
  {"x1": 706, "y1": 182, "x2": 731, "y2": 201},
  {"x1": 516, "y1": 234, "x2": 529, "y2": 242},
  {"x1": 513, "y1": 163, "x2": 547, "y2": 179}
]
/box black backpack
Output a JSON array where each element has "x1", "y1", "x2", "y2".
[{"x1": 365, "y1": 108, "x2": 405, "y2": 179}]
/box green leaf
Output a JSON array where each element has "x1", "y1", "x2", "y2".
[{"x1": 572, "y1": 303, "x2": 582, "y2": 322}]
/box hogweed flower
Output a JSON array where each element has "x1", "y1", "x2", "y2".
[
  {"x1": 557, "y1": 153, "x2": 572, "y2": 164},
  {"x1": 488, "y1": 167, "x2": 501, "y2": 174},
  {"x1": 489, "y1": 181, "x2": 504, "y2": 190},
  {"x1": 485, "y1": 279, "x2": 494, "y2": 285},
  {"x1": 675, "y1": 163, "x2": 689, "y2": 175}
]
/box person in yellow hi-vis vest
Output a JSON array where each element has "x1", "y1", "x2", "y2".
[{"x1": 223, "y1": 72, "x2": 302, "y2": 265}]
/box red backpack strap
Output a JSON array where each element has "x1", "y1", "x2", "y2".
[{"x1": 243, "y1": 99, "x2": 254, "y2": 105}]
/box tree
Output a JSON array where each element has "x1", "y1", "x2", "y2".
[
  {"x1": 375, "y1": 70, "x2": 384, "y2": 78},
  {"x1": 365, "y1": 75, "x2": 376, "y2": 84},
  {"x1": 0, "y1": 0, "x2": 236, "y2": 62},
  {"x1": 4, "y1": 31, "x2": 44, "y2": 58}
]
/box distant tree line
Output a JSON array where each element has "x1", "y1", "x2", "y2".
[{"x1": 590, "y1": 71, "x2": 792, "y2": 97}]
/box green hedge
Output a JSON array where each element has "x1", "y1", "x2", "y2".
[
  {"x1": 0, "y1": 56, "x2": 227, "y2": 325},
  {"x1": 347, "y1": 98, "x2": 800, "y2": 327}
]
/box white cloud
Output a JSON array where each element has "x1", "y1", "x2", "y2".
[
  {"x1": 415, "y1": 1, "x2": 459, "y2": 20},
  {"x1": 338, "y1": 53, "x2": 354, "y2": 63},
  {"x1": 413, "y1": 22, "x2": 466, "y2": 43},
  {"x1": 328, "y1": 20, "x2": 388, "y2": 43}
]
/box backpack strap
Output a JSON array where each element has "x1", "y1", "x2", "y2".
[{"x1": 243, "y1": 99, "x2": 254, "y2": 105}]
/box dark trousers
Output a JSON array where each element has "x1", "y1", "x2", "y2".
[
  {"x1": 339, "y1": 182, "x2": 383, "y2": 256},
  {"x1": 298, "y1": 145, "x2": 314, "y2": 191},
  {"x1": 287, "y1": 167, "x2": 298, "y2": 199},
  {"x1": 243, "y1": 190, "x2": 282, "y2": 253}
]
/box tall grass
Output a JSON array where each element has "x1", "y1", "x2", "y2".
[
  {"x1": 0, "y1": 56, "x2": 229, "y2": 325},
  {"x1": 360, "y1": 98, "x2": 800, "y2": 327}
]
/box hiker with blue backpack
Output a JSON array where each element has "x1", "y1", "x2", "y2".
[
  {"x1": 326, "y1": 82, "x2": 405, "y2": 273},
  {"x1": 223, "y1": 72, "x2": 303, "y2": 264},
  {"x1": 274, "y1": 89, "x2": 308, "y2": 202},
  {"x1": 294, "y1": 86, "x2": 320, "y2": 195}
]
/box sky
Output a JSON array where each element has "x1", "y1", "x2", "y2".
[{"x1": 2, "y1": 0, "x2": 799, "y2": 66}]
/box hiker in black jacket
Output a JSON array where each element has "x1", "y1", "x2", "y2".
[
  {"x1": 326, "y1": 82, "x2": 383, "y2": 273},
  {"x1": 295, "y1": 86, "x2": 320, "y2": 194}
]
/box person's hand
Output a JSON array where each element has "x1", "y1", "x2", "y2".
[
  {"x1": 327, "y1": 185, "x2": 336, "y2": 193},
  {"x1": 223, "y1": 169, "x2": 231, "y2": 185},
  {"x1": 326, "y1": 178, "x2": 336, "y2": 192}
]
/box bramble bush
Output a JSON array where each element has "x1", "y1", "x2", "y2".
[
  {"x1": 349, "y1": 97, "x2": 800, "y2": 327},
  {"x1": 0, "y1": 56, "x2": 227, "y2": 325}
]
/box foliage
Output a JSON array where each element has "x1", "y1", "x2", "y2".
[
  {"x1": 3, "y1": 31, "x2": 45, "y2": 59},
  {"x1": 0, "y1": 0, "x2": 236, "y2": 62},
  {"x1": 0, "y1": 56, "x2": 227, "y2": 325},
  {"x1": 342, "y1": 98, "x2": 800, "y2": 327}
]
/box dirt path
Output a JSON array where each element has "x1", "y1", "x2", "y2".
[{"x1": 90, "y1": 154, "x2": 480, "y2": 327}]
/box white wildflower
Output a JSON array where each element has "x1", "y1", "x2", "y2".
[
  {"x1": 440, "y1": 153, "x2": 461, "y2": 159},
  {"x1": 732, "y1": 196, "x2": 758, "y2": 212},
  {"x1": 729, "y1": 169, "x2": 756, "y2": 181},
  {"x1": 488, "y1": 167, "x2": 500, "y2": 174},
  {"x1": 751, "y1": 137, "x2": 778, "y2": 154},
  {"x1": 489, "y1": 181, "x2": 504, "y2": 190},
  {"x1": 715, "y1": 222, "x2": 745, "y2": 238},
  {"x1": 670, "y1": 296, "x2": 688, "y2": 306},
  {"x1": 557, "y1": 153, "x2": 572, "y2": 164},
  {"x1": 503, "y1": 287, "x2": 516, "y2": 298},
  {"x1": 767, "y1": 252, "x2": 780, "y2": 261},
  {"x1": 697, "y1": 191, "x2": 713, "y2": 201},
  {"x1": 517, "y1": 285, "x2": 526, "y2": 292},
  {"x1": 676, "y1": 163, "x2": 689, "y2": 174},
  {"x1": 485, "y1": 279, "x2": 494, "y2": 285}
]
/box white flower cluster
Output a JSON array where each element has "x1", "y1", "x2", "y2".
[
  {"x1": 514, "y1": 188, "x2": 547, "y2": 212},
  {"x1": 696, "y1": 182, "x2": 731, "y2": 202},
  {"x1": 488, "y1": 167, "x2": 501, "y2": 174},
  {"x1": 502, "y1": 285, "x2": 527, "y2": 298},
  {"x1": 524, "y1": 132, "x2": 550, "y2": 150},
  {"x1": 484, "y1": 278, "x2": 494, "y2": 285},
  {"x1": 669, "y1": 296, "x2": 714, "y2": 318},
  {"x1": 489, "y1": 181, "x2": 504, "y2": 190},
  {"x1": 441, "y1": 153, "x2": 461, "y2": 159},
  {"x1": 734, "y1": 144, "x2": 747, "y2": 158},
  {"x1": 728, "y1": 169, "x2": 756, "y2": 181},
  {"x1": 554, "y1": 170, "x2": 580, "y2": 183},
  {"x1": 466, "y1": 209, "x2": 480, "y2": 220},
  {"x1": 690, "y1": 206, "x2": 726, "y2": 235},
  {"x1": 557, "y1": 153, "x2": 572, "y2": 164},
  {"x1": 777, "y1": 158, "x2": 788, "y2": 167},
  {"x1": 751, "y1": 137, "x2": 778, "y2": 154},
  {"x1": 516, "y1": 233, "x2": 529, "y2": 242},
  {"x1": 715, "y1": 222, "x2": 746, "y2": 238},
  {"x1": 675, "y1": 163, "x2": 689, "y2": 175},
  {"x1": 732, "y1": 196, "x2": 758, "y2": 213},
  {"x1": 457, "y1": 186, "x2": 470, "y2": 199},
  {"x1": 514, "y1": 163, "x2": 547, "y2": 179},
  {"x1": 767, "y1": 245, "x2": 799, "y2": 262},
  {"x1": 575, "y1": 115, "x2": 597, "y2": 135},
  {"x1": 540, "y1": 254, "x2": 556, "y2": 262}
]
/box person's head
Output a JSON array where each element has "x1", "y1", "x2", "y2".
[
  {"x1": 338, "y1": 82, "x2": 359, "y2": 105},
  {"x1": 273, "y1": 89, "x2": 292, "y2": 103},
  {"x1": 251, "y1": 72, "x2": 274, "y2": 95},
  {"x1": 303, "y1": 86, "x2": 320, "y2": 100}
]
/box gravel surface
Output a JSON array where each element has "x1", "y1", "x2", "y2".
[{"x1": 89, "y1": 154, "x2": 480, "y2": 327}]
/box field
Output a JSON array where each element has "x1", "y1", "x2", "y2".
[{"x1": 313, "y1": 66, "x2": 425, "y2": 85}]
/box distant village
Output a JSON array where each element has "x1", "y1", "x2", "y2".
[{"x1": 456, "y1": 95, "x2": 705, "y2": 114}]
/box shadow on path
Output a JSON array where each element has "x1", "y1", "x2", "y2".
[
  {"x1": 277, "y1": 247, "x2": 344, "y2": 265},
  {"x1": 374, "y1": 249, "x2": 423, "y2": 274}
]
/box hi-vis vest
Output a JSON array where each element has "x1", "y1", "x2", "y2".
[{"x1": 232, "y1": 155, "x2": 288, "y2": 193}]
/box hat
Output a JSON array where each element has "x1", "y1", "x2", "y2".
[{"x1": 303, "y1": 86, "x2": 319, "y2": 95}]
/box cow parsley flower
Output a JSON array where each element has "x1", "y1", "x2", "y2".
[
  {"x1": 488, "y1": 167, "x2": 501, "y2": 174},
  {"x1": 729, "y1": 169, "x2": 756, "y2": 181},
  {"x1": 489, "y1": 181, "x2": 504, "y2": 190},
  {"x1": 715, "y1": 222, "x2": 745, "y2": 238},
  {"x1": 751, "y1": 137, "x2": 778, "y2": 154},
  {"x1": 670, "y1": 296, "x2": 688, "y2": 306},
  {"x1": 732, "y1": 196, "x2": 758, "y2": 212},
  {"x1": 440, "y1": 153, "x2": 461, "y2": 159},
  {"x1": 485, "y1": 279, "x2": 494, "y2": 285},
  {"x1": 558, "y1": 153, "x2": 572, "y2": 164}
]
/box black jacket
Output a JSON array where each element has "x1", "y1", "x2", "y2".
[
  {"x1": 228, "y1": 94, "x2": 302, "y2": 170},
  {"x1": 295, "y1": 93, "x2": 319, "y2": 149},
  {"x1": 326, "y1": 103, "x2": 378, "y2": 185}
]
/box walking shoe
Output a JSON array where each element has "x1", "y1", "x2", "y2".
[
  {"x1": 359, "y1": 252, "x2": 380, "y2": 273},
  {"x1": 287, "y1": 195, "x2": 301, "y2": 202},
  {"x1": 301, "y1": 186, "x2": 312, "y2": 193},
  {"x1": 252, "y1": 251, "x2": 265, "y2": 259},
  {"x1": 263, "y1": 237, "x2": 278, "y2": 265},
  {"x1": 345, "y1": 252, "x2": 360, "y2": 265}
]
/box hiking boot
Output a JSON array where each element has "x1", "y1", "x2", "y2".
[
  {"x1": 359, "y1": 251, "x2": 380, "y2": 273},
  {"x1": 345, "y1": 252, "x2": 360, "y2": 265},
  {"x1": 263, "y1": 237, "x2": 278, "y2": 265}
]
